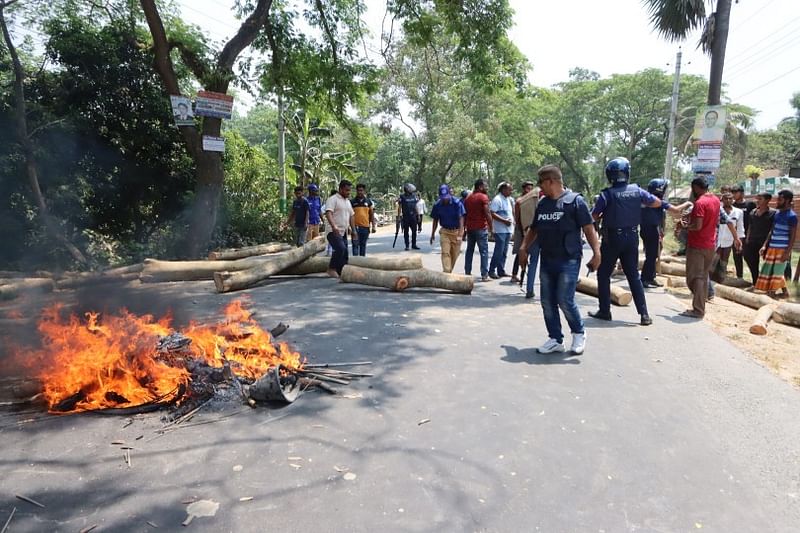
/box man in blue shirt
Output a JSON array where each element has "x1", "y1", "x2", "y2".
[
  {"x1": 306, "y1": 183, "x2": 323, "y2": 240},
  {"x1": 286, "y1": 185, "x2": 310, "y2": 247},
  {"x1": 590, "y1": 158, "x2": 666, "y2": 326},
  {"x1": 519, "y1": 165, "x2": 600, "y2": 355},
  {"x1": 429, "y1": 184, "x2": 466, "y2": 273}
]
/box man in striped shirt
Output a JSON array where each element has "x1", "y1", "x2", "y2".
[{"x1": 755, "y1": 189, "x2": 797, "y2": 299}]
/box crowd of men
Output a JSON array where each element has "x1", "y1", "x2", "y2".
[{"x1": 284, "y1": 163, "x2": 798, "y2": 353}]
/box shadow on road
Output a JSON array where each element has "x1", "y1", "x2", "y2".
[{"x1": 499, "y1": 344, "x2": 581, "y2": 365}]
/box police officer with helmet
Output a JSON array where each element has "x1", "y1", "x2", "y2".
[
  {"x1": 397, "y1": 183, "x2": 421, "y2": 250},
  {"x1": 590, "y1": 158, "x2": 668, "y2": 326},
  {"x1": 640, "y1": 178, "x2": 669, "y2": 288}
]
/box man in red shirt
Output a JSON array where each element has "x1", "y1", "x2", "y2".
[
  {"x1": 681, "y1": 176, "x2": 718, "y2": 318},
  {"x1": 463, "y1": 179, "x2": 494, "y2": 281}
]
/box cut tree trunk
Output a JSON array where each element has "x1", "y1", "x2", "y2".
[
  {"x1": 56, "y1": 264, "x2": 144, "y2": 289},
  {"x1": 749, "y1": 304, "x2": 776, "y2": 335},
  {"x1": 709, "y1": 284, "x2": 774, "y2": 310},
  {"x1": 0, "y1": 278, "x2": 55, "y2": 300},
  {"x1": 140, "y1": 255, "x2": 279, "y2": 283},
  {"x1": 339, "y1": 265, "x2": 474, "y2": 294},
  {"x1": 576, "y1": 277, "x2": 632, "y2": 306},
  {"x1": 660, "y1": 256, "x2": 686, "y2": 264},
  {"x1": 208, "y1": 242, "x2": 291, "y2": 260},
  {"x1": 773, "y1": 303, "x2": 800, "y2": 328},
  {"x1": 214, "y1": 237, "x2": 326, "y2": 293},
  {"x1": 279, "y1": 255, "x2": 424, "y2": 275}
]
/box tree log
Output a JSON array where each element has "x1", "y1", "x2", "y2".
[
  {"x1": 773, "y1": 303, "x2": 800, "y2": 328},
  {"x1": 0, "y1": 278, "x2": 55, "y2": 300},
  {"x1": 279, "y1": 255, "x2": 424, "y2": 275},
  {"x1": 213, "y1": 237, "x2": 326, "y2": 293},
  {"x1": 140, "y1": 255, "x2": 278, "y2": 282},
  {"x1": 576, "y1": 277, "x2": 632, "y2": 306},
  {"x1": 208, "y1": 242, "x2": 291, "y2": 260},
  {"x1": 340, "y1": 265, "x2": 474, "y2": 294},
  {"x1": 749, "y1": 304, "x2": 776, "y2": 335},
  {"x1": 660, "y1": 256, "x2": 686, "y2": 264},
  {"x1": 709, "y1": 284, "x2": 775, "y2": 310},
  {"x1": 56, "y1": 264, "x2": 144, "y2": 289}
]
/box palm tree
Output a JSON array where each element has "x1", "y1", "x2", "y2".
[{"x1": 643, "y1": 0, "x2": 732, "y2": 105}]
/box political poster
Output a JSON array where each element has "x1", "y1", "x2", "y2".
[
  {"x1": 170, "y1": 95, "x2": 194, "y2": 126},
  {"x1": 195, "y1": 91, "x2": 234, "y2": 119},
  {"x1": 202, "y1": 135, "x2": 225, "y2": 152},
  {"x1": 692, "y1": 105, "x2": 727, "y2": 144}
]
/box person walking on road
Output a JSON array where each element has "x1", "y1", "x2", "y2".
[
  {"x1": 488, "y1": 182, "x2": 515, "y2": 279},
  {"x1": 755, "y1": 189, "x2": 797, "y2": 299},
  {"x1": 306, "y1": 184, "x2": 323, "y2": 241},
  {"x1": 397, "y1": 184, "x2": 420, "y2": 251},
  {"x1": 324, "y1": 180, "x2": 356, "y2": 278},
  {"x1": 590, "y1": 158, "x2": 667, "y2": 326},
  {"x1": 463, "y1": 179, "x2": 494, "y2": 281},
  {"x1": 519, "y1": 165, "x2": 600, "y2": 355},
  {"x1": 429, "y1": 184, "x2": 466, "y2": 273},
  {"x1": 350, "y1": 183, "x2": 376, "y2": 256},
  {"x1": 416, "y1": 194, "x2": 427, "y2": 233},
  {"x1": 286, "y1": 185, "x2": 310, "y2": 247}
]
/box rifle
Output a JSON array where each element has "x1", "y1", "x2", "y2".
[{"x1": 392, "y1": 216, "x2": 401, "y2": 248}]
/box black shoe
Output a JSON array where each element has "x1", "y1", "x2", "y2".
[
  {"x1": 405, "y1": 247, "x2": 409, "y2": 251},
  {"x1": 640, "y1": 315, "x2": 653, "y2": 326},
  {"x1": 411, "y1": 246, "x2": 421, "y2": 250},
  {"x1": 488, "y1": 273, "x2": 499, "y2": 279},
  {"x1": 525, "y1": 292, "x2": 534, "y2": 299},
  {"x1": 498, "y1": 272, "x2": 509, "y2": 278},
  {"x1": 588, "y1": 310, "x2": 612, "y2": 321}
]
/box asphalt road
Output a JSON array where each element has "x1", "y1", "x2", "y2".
[{"x1": 1, "y1": 226, "x2": 799, "y2": 532}]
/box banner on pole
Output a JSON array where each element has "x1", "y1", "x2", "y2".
[
  {"x1": 692, "y1": 105, "x2": 727, "y2": 144},
  {"x1": 195, "y1": 91, "x2": 234, "y2": 119},
  {"x1": 202, "y1": 135, "x2": 225, "y2": 152},
  {"x1": 170, "y1": 95, "x2": 194, "y2": 126}
]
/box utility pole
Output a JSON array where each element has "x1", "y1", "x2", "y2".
[
  {"x1": 663, "y1": 48, "x2": 682, "y2": 181},
  {"x1": 277, "y1": 93, "x2": 287, "y2": 213}
]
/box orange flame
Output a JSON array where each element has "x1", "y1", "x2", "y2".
[{"x1": 29, "y1": 300, "x2": 304, "y2": 413}]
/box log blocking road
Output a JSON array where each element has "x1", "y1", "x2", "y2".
[{"x1": 1, "y1": 227, "x2": 799, "y2": 532}]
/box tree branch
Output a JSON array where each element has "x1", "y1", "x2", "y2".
[
  {"x1": 314, "y1": 0, "x2": 338, "y2": 67},
  {"x1": 217, "y1": 0, "x2": 273, "y2": 75},
  {"x1": 168, "y1": 38, "x2": 212, "y2": 86}
]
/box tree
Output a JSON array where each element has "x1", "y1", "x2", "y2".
[{"x1": 643, "y1": 0, "x2": 732, "y2": 105}]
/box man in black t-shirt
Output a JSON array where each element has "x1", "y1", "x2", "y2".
[
  {"x1": 743, "y1": 192, "x2": 776, "y2": 285},
  {"x1": 731, "y1": 185, "x2": 757, "y2": 279},
  {"x1": 286, "y1": 185, "x2": 310, "y2": 247}
]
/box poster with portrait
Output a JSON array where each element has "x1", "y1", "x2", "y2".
[
  {"x1": 692, "y1": 105, "x2": 727, "y2": 144},
  {"x1": 170, "y1": 95, "x2": 194, "y2": 126}
]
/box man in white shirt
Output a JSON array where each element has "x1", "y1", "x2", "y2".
[
  {"x1": 715, "y1": 191, "x2": 744, "y2": 278},
  {"x1": 416, "y1": 194, "x2": 427, "y2": 233},
  {"x1": 488, "y1": 182, "x2": 515, "y2": 278},
  {"x1": 324, "y1": 180, "x2": 356, "y2": 278}
]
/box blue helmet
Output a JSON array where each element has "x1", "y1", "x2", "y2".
[
  {"x1": 605, "y1": 157, "x2": 630, "y2": 185},
  {"x1": 647, "y1": 178, "x2": 669, "y2": 198}
]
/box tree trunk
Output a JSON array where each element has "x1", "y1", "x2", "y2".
[
  {"x1": 209, "y1": 242, "x2": 291, "y2": 260},
  {"x1": 774, "y1": 303, "x2": 800, "y2": 328},
  {"x1": 213, "y1": 237, "x2": 326, "y2": 293},
  {"x1": 56, "y1": 264, "x2": 144, "y2": 289},
  {"x1": 575, "y1": 277, "x2": 632, "y2": 306},
  {"x1": 340, "y1": 265, "x2": 474, "y2": 294},
  {"x1": 708, "y1": 0, "x2": 732, "y2": 105},
  {"x1": 186, "y1": 146, "x2": 225, "y2": 258},
  {"x1": 711, "y1": 284, "x2": 775, "y2": 310},
  {"x1": 749, "y1": 304, "x2": 775, "y2": 335},
  {"x1": 0, "y1": 6, "x2": 88, "y2": 266},
  {"x1": 279, "y1": 255, "x2": 424, "y2": 275},
  {"x1": 0, "y1": 278, "x2": 55, "y2": 300},
  {"x1": 140, "y1": 255, "x2": 280, "y2": 282}
]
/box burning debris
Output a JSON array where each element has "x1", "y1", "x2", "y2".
[{"x1": 9, "y1": 300, "x2": 367, "y2": 414}]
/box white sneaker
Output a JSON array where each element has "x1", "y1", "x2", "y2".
[
  {"x1": 537, "y1": 338, "x2": 565, "y2": 354},
  {"x1": 570, "y1": 332, "x2": 586, "y2": 355}
]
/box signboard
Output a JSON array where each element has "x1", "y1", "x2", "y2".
[
  {"x1": 195, "y1": 91, "x2": 234, "y2": 119},
  {"x1": 691, "y1": 157, "x2": 720, "y2": 172},
  {"x1": 202, "y1": 135, "x2": 225, "y2": 152},
  {"x1": 693, "y1": 105, "x2": 727, "y2": 144},
  {"x1": 170, "y1": 95, "x2": 194, "y2": 126},
  {"x1": 696, "y1": 143, "x2": 721, "y2": 161}
]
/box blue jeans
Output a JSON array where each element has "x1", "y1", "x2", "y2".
[
  {"x1": 489, "y1": 232, "x2": 512, "y2": 275},
  {"x1": 352, "y1": 226, "x2": 370, "y2": 256},
  {"x1": 597, "y1": 229, "x2": 648, "y2": 316},
  {"x1": 327, "y1": 232, "x2": 349, "y2": 275},
  {"x1": 464, "y1": 229, "x2": 489, "y2": 276},
  {"x1": 526, "y1": 241, "x2": 541, "y2": 296},
  {"x1": 539, "y1": 257, "x2": 584, "y2": 343}
]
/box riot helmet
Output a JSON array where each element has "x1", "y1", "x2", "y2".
[
  {"x1": 647, "y1": 178, "x2": 669, "y2": 199},
  {"x1": 403, "y1": 183, "x2": 417, "y2": 194},
  {"x1": 605, "y1": 157, "x2": 630, "y2": 185}
]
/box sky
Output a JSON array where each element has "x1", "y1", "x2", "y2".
[{"x1": 175, "y1": 0, "x2": 800, "y2": 130}]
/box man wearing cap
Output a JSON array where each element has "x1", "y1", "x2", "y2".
[
  {"x1": 488, "y1": 182, "x2": 515, "y2": 279},
  {"x1": 429, "y1": 184, "x2": 466, "y2": 273},
  {"x1": 306, "y1": 184, "x2": 323, "y2": 240}
]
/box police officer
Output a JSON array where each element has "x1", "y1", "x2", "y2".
[
  {"x1": 519, "y1": 165, "x2": 600, "y2": 355},
  {"x1": 590, "y1": 158, "x2": 666, "y2": 326},
  {"x1": 640, "y1": 178, "x2": 669, "y2": 288},
  {"x1": 397, "y1": 183, "x2": 420, "y2": 250}
]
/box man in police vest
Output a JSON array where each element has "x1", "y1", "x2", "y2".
[
  {"x1": 519, "y1": 165, "x2": 600, "y2": 355},
  {"x1": 590, "y1": 157, "x2": 667, "y2": 326},
  {"x1": 397, "y1": 183, "x2": 421, "y2": 251}
]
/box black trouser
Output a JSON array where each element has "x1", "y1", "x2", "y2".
[
  {"x1": 402, "y1": 218, "x2": 417, "y2": 248},
  {"x1": 598, "y1": 229, "x2": 649, "y2": 316},
  {"x1": 327, "y1": 231, "x2": 349, "y2": 275},
  {"x1": 732, "y1": 247, "x2": 744, "y2": 278},
  {"x1": 639, "y1": 224, "x2": 660, "y2": 282},
  {"x1": 742, "y1": 243, "x2": 761, "y2": 285}
]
